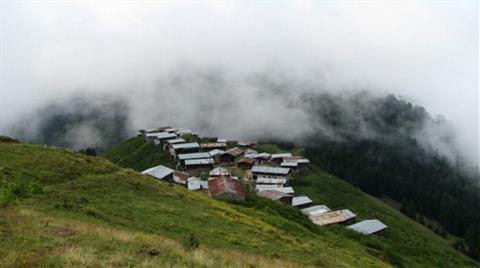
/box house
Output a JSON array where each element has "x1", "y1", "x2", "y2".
[
  {"x1": 347, "y1": 219, "x2": 387, "y2": 236},
  {"x1": 255, "y1": 177, "x2": 287, "y2": 185},
  {"x1": 251, "y1": 166, "x2": 290, "y2": 180},
  {"x1": 209, "y1": 167, "x2": 230, "y2": 177},
  {"x1": 208, "y1": 175, "x2": 245, "y2": 201},
  {"x1": 169, "y1": 142, "x2": 200, "y2": 158},
  {"x1": 141, "y1": 165, "x2": 174, "y2": 181},
  {"x1": 257, "y1": 190, "x2": 293, "y2": 205},
  {"x1": 184, "y1": 158, "x2": 215, "y2": 176},
  {"x1": 164, "y1": 128, "x2": 177, "y2": 133},
  {"x1": 281, "y1": 161, "x2": 298, "y2": 170},
  {"x1": 291, "y1": 196, "x2": 313, "y2": 208},
  {"x1": 309, "y1": 209, "x2": 357, "y2": 226},
  {"x1": 200, "y1": 142, "x2": 227, "y2": 152},
  {"x1": 218, "y1": 147, "x2": 244, "y2": 163},
  {"x1": 255, "y1": 185, "x2": 294, "y2": 194},
  {"x1": 270, "y1": 153, "x2": 293, "y2": 163},
  {"x1": 177, "y1": 152, "x2": 211, "y2": 166},
  {"x1": 237, "y1": 141, "x2": 257, "y2": 148},
  {"x1": 283, "y1": 157, "x2": 311, "y2": 169},
  {"x1": 139, "y1": 126, "x2": 171, "y2": 135},
  {"x1": 252, "y1": 152, "x2": 271, "y2": 164},
  {"x1": 237, "y1": 157, "x2": 256, "y2": 170},
  {"x1": 300, "y1": 205, "x2": 331, "y2": 216},
  {"x1": 163, "y1": 138, "x2": 186, "y2": 150},
  {"x1": 209, "y1": 149, "x2": 225, "y2": 159},
  {"x1": 187, "y1": 177, "x2": 208, "y2": 190},
  {"x1": 177, "y1": 128, "x2": 194, "y2": 136},
  {"x1": 173, "y1": 170, "x2": 190, "y2": 185},
  {"x1": 145, "y1": 132, "x2": 177, "y2": 144},
  {"x1": 217, "y1": 138, "x2": 227, "y2": 143}
]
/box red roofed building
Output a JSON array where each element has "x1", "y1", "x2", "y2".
[{"x1": 208, "y1": 176, "x2": 245, "y2": 201}]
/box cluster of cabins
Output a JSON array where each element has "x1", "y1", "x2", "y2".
[{"x1": 139, "y1": 126, "x2": 387, "y2": 236}]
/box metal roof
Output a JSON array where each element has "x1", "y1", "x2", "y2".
[
  {"x1": 209, "y1": 167, "x2": 230, "y2": 176},
  {"x1": 178, "y1": 152, "x2": 211, "y2": 160},
  {"x1": 281, "y1": 161, "x2": 298, "y2": 167},
  {"x1": 291, "y1": 196, "x2": 313, "y2": 207},
  {"x1": 257, "y1": 190, "x2": 292, "y2": 201},
  {"x1": 166, "y1": 138, "x2": 186, "y2": 144},
  {"x1": 141, "y1": 165, "x2": 174, "y2": 180},
  {"x1": 208, "y1": 176, "x2": 245, "y2": 199},
  {"x1": 253, "y1": 152, "x2": 271, "y2": 159},
  {"x1": 255, "y1": 177, "x2": 287, "y2": 185},
  {"x1": 184, "y1": 158, "x2": 215, "y2": 166},
  {"x1": 209, "y1": 149, "x2": 225, "y2": 157},
  {"x1": 146, "y1": 132, "x2": 177, "y2": 140},
  {"x1": 201, "y1": 142, "x2": 227, "y2": 148},
  {"x1": 256, "y1": 185, "x2": 294, "y2": 194},
  {"x1": 284, "y1": 157, "x2": 310, "y2": 164},
  {"x1": 171, "y1": 142, "x2": 200, "y2": 150},
  {"x1": 226, "y1": 147, "x2": 244, "y2": 157},
  {"x1": 251, "y1": 165, "x2": 290, "y2": 175},
  {"x1": 347, "y1": 219, "x2": 387, "y2": 235},
  {"x1": 173, "y1": 171, "x2": 190, "y2": 184},
  {"x1": 301, "y1": 205, "x2": 331, "y2": 216},
  {"x1": 270, "y1": 153, "x2": 292, "y2": 159},
  {"x1": 309, "y1": 210, "x2": 357, "y2": 226}
]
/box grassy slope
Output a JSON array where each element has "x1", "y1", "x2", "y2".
[
  {"x1": 292, "y1": 168, "x2": 477, "y2": 267},
  {"x1": 104, "y1": 139, "x2": 477, "y2": 267},
  {"x1": 101, "y1": 135, "x2": 177, "y2": 171},
  {"x1": 1, "y1": 142, "x2": 392, "y2": 267}
]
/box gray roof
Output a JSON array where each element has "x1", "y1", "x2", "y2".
[
  {"x1": 270, "y1": 153, "x2": 292, "y2": 159},
  {"x1": 178, "y1": 152, "x2": 211, "y2": 160},
  {"x1": 255, "y1": 185, "x2": 294, "y2": 194},
  {"x1": 251, "y1": 165, "x2": 290, "y2": 175},
  {"x1": 291, "y1": 196, "x2": 313, "y2": 207},
  {"x1": 301, "y1": 205, "x2": 331, "y2": 216},
  {"x1": 166, "y1": 138, "x2": 186, "y2": 144},
  {"x1": 255, "y1": 177, "x2": 287, "y2": 185},
  {"x1": 146, "y1": 132, "x2": 177, "y2": 139},
  {"x1": 185, "y1": 158, "x2": 215, "y2": 166},
  {"x1": 281, "y1": 161, "x2": 298, "y2": 168},
  {"x1": 257, "y1": 190, "x2": 292, "y2": 200},
  {"x1": 171, "y1": 142, "x2": 200, "y2": 150},
  {"x1": 209, "y1": 149, "x2": 225, "y2": 157},
  {"x1": 141, "y1": 165, "x2": 174, "y2": 180},
  {"x1": 347, "y1": 219, "x2": 387, "y2": 235}
]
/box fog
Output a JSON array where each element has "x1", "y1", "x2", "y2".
[{"x1": 0, "y1": 2, "x2": 478, "y2": 165}]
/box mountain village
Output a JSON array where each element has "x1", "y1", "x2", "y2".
[{"x1": 139, "y1": 126, "x2": 387, "y2": 236}]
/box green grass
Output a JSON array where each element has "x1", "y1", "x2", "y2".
[
  {"x1": 0, "y1": 138, "x2": 477, "y2": 267},
  {"x1": 291, "y1": 168, "x2": 478, "y2": 267},
  {"x1": 101, "y1": 136, "x2": 176, "y2": 171}
]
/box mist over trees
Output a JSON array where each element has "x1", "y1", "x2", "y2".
[{"x1": 303, "y1": 93, "x2": 480, "y2": 260}]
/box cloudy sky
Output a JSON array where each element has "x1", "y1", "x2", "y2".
[{"x1": 0, "y1": 1, "x2": 478, "y2": 163}]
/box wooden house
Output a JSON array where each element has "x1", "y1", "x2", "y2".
[
  {"x1": 208, "y1": 175, "x2": 245, "y2": 201},
  {"x1": 236, "y1": 157, "x2": 256, "y2": 170}
]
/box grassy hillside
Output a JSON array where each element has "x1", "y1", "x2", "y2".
[
  {"x1": 292, "y1": 169, "x2": 477, "y2": 267},
  {"x1": 102, "y1": 135, "x2": 176, "y2": 171},
  {"x1": 0, "y1": 140, "x2": 391, "y2": 267},
  {"x1": 0, "y1": 139, "x2": 477, "y2": 267}
]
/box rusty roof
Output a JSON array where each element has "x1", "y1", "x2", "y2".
[
  {"x1": 208, "y1": 176, "x2": 245, "y2": 199},
  {"x1": 237, "y1": 157, "x2": 256, "y2": 164},
  {"x1": 226, "y1": 147, "x2": 244, "y2": 157},
  {"x1": 173, "y1": 171, "x2": 190, "y2": 184}
]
